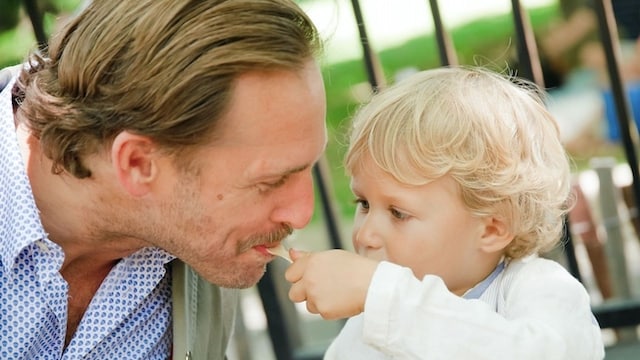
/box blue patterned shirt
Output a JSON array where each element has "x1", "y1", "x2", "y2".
[{"x1": 0, "y1": 76, "x2": 175, "y2": 359}]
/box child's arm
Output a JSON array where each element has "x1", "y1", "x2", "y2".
[
  {"x1": 367, "y1": 260, "x2": 603, "y2": 359},
  {"x1": 287, "y1": 251, "x2": 604, "y2": 360}
]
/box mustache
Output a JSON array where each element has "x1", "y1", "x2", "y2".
[{"x1": 239, "y1": 224, "x2": 293, "y2": 252}]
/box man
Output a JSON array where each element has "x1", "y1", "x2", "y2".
[{"x1": 0, "y1": 0, "x2": 326, "y2": 359}]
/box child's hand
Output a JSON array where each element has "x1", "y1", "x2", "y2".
[{"x1": 285, "y1": 249, "x2": 379, "y2": 320}]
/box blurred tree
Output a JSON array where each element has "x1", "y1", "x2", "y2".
[
  {"x1": 559, "y1": 0, "x2": 591, "y2": 18},
  {"x1": 0, "y1": 0, "x2": 22, "y2": 31},
  {"x1": 0, "y1": 0, "x2": 79, "y2": 67}
]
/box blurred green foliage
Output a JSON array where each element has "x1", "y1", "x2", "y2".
[
  {"x1": 0, "y1": 0, "x2": 82, "y2": 68},
  {"x1": 0, "y1": 0, "x2": 22, "y2": 31}
]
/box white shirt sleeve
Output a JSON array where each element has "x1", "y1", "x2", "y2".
[{"x1": 356, "y1": 260, "x2": 604, "y2": 360}]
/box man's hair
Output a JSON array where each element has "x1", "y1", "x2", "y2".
[
  {"x1": 345, "y1": 66, "x2": 572, "y2": 259},
  {"x1": 14, "y1": 0, "x2": 322, "y2": 178}
]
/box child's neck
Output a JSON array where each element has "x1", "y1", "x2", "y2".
[{"x1": 452, "y1": 253, "x2": 505, "y2": 296}]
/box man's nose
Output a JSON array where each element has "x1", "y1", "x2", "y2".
[{"x1": 270, "y1": 170, "x2": 315, "y2": 229}]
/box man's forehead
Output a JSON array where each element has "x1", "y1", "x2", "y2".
[{"x1": 248, "y1": 161, "x2": 311, "y2": 180}]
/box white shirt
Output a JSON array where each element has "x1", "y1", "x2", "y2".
[{"x1": 325, "y1": 256, "x2": 605, "y2": 360}]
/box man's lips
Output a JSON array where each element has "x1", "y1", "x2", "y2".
[
  {"x1": 253, "y1": 243, "x2": 292, "y2": 262},
  {"x1": 253, "y1": 244, "x2": 275, "y2": 256},
  {"x1": 263, "y1": 243, "x2": 292, "y2": 262}
]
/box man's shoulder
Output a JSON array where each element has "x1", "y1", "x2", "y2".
[
  {"x1": 171, "y1": 261, "x2": 240, "y2": 360},
  {"x1": 0, "y1": 64, "x2": 21, "y2": 91}
]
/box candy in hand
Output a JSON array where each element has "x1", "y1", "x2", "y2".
[{"x1": 266, "y1": 243, "x2": 292, "y2": 263}]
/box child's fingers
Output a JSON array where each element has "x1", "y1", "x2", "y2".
[
  {"x1": 284, "y1": 249, "x2": 309, "y2": 283},
  {"x1": 289, "y1": 248, "x2": 309, "y2": 261},
  {"x1": 288, "y1": 281, "x2": 307, "y2": 303}
]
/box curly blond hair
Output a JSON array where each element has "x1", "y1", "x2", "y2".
[{"x1": 345, "y1": 66, "x2": 572, "y2": 259}]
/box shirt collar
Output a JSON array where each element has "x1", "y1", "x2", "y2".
[
  {"x1": 0, "y1": 78, "x2": 176, "y2": 275},
  {"x1": 463, "y1": 260, "x2": 507, "y2": 300},
  {"x1": 143, "y1": 247, "x2": 176, "y2": 265},
  {"x1": 0, "y1": 76, "x2": 49, "y2": 275}
]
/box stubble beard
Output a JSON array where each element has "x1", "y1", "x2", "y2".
[{"x1": 187, "y1": 223, "x2": 295, "y2": 289}]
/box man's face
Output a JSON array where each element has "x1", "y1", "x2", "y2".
[{"x1": 151, "y1": 60, "x2": 327, "y2": 288}]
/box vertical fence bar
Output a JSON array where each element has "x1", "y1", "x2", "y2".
[
  {"x1": 256, "y1": 263, "x2": 296, "y2": 360},
  {"x1": 510, "y1": 0, "x2": 545, "y2": 87},
  {"x1": 562, "y1": 216, "x2": 583, "y2": 282},
  {"x1": 23, "y1": 0, "x2": 47, "y2": 52},
  {"x1": 591, "y1": 158, "x2": 632, "y2": 300},
  {"x1": 593, "y1": 0, "x2": 640, "y2": 211},
  {"x1": 510, "y1": 0, "x2": 586, "y2": 278},
  {"x1": 350, "y1": 0, "x2": 386, "y2": 91},
  {"x1": 314, "y1": 158, "x2": 344, "y2": 250},
  {"x1": 428, "y1": 0, "x2": 457, "y2": 66},
  {"x1": 591, "y1": 157, "x2": 637, "y2": 341}
]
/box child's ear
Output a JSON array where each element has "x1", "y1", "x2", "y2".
[
  {"x1": 478, "y1": 216, "x2": 514, "y2": 253},
  {"x1": 111, "y1": 131, "x2": 158, "y2": 197}
]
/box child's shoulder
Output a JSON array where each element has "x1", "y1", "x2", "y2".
[
  {"x1": 504, "y1": 255, "x2": 578, "y2": 283},
  {"x1": 506, "y1": 254, "x2": 570, "y2": 275},
  {"x1": 502, "y1": 254, "x2": 587, "y2": 295}
]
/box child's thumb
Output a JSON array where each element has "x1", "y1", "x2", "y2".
[{"x1": 289, "y1": 248, "x2": 310, "y2": 261}]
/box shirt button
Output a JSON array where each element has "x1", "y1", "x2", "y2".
[{"x1": 36, "y1": 240, "x2": 49, "y2": 252}]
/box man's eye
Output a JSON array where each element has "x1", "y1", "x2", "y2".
[
  {"x1": 266, "y1": 177, "x2": 287, "y2": 188},
  {"x1": 257, "y1": 176, "x2": 288, "y2": 193}
]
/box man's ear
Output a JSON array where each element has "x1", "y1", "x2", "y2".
[
  {"x1": 111, "y1": 131, "x2": 158, "y2": 196},
  {"x1": 478, "y1": 216, "x2": 514, "y2": 253}
]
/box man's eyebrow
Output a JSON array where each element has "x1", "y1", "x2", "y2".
[{"x1": 280, "y1": 164, "x2": 310, "y2": 177}]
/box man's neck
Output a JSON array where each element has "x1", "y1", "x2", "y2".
[{"x1": 18, "y1": 123, "x2": 144, "y2": 271}]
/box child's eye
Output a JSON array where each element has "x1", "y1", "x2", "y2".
[
  {"x1": 390, "y1": 207, "x2": 409, "y2": 220},
  {"x1": 353, "y1": 198, "x2": 369, "y2": 210}
]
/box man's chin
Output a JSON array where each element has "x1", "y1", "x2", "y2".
[{"x1": 198, "y1": 264, "x2": 267, "y2": 289}]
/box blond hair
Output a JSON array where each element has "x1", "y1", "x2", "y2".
[
  {"x1": 14, "y1": 0, "x2": 321, "y2": 178},
  {"x1": 345, "y1": 66, "x2": 572, "y2": 259}
]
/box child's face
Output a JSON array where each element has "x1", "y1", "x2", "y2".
[{"x1": 350, "y1": 155, "x2": 492, "y2": 295}]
